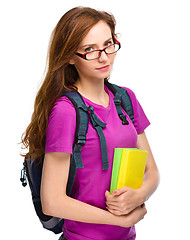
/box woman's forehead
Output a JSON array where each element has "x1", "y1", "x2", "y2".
[{"x1": 79, "y1": 21, "x2": 112, "y2": 46}]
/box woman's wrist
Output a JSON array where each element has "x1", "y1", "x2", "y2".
[
  {"x1": 108, "y1": 205, "x2": 147, "y2": 228},
  {"x1": 107, "y1": 212, "x2": 128, "y2": 228},
  {"x1": 140, "y1": 186, "x2": 146, "y2": 201},
  {"x1": 138, "y1": 169, "x2": 160, "y2": 204},
  {"x1": 106, "y1": 207, "x2": 137, "y2": 228},
  {"x1": 137, "y1": 187, "x2": 146, "y2": 205}
]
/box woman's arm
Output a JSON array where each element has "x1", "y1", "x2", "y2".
[
  {"x1": 41, "y1": 152, "x2": 147, "y2": 227},
  {"x1": 105, "y1": 131, "x2": 160, "y2": 215},
  {"x1": 136, "y1": 131, "x2": 160, "y2": 201}
]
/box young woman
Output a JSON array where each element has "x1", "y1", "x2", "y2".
[{"x1": 22, "y1": 7, "x2": 159, "y2": 240}]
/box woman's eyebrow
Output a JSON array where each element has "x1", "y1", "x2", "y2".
[{"x1": 80, "y1": 37, "x2": 113, "y2": 48}]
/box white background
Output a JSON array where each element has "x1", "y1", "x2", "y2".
[{"x1": 1, "y1": 0, "x2": 190, "y2": 239}]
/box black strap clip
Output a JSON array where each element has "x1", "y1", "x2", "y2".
[
  {"x1": 20, "y1": 162, "x2": 27, "y2": 187},
  {"x1": 113, "y1": 98, "x2": 121, "y2": 105},
  {"x1": 77, "y1": 135, "x2": 86, "y2": 146},
  {"x1": 119, "y1": 114, "x2": 129, "y2": 125}
]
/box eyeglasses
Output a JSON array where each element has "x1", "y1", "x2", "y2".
[{"x1": 75, "y1": 39, "x2": 121, "y2": 61}]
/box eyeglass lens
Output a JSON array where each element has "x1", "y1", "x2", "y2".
[{"x1": 86, "y1": 43, "x2": 120, "y2": 60}]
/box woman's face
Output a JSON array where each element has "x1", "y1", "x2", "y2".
[{"x1": 70, "y1": 20, "x2": 117, "y2": 83}]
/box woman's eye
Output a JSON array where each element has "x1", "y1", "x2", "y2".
[
  {"x1": 105, "y1": 41, "x2": 113, "y2": 46},
  {"x1": 85, "y1": 47, "x2": 94, "y2": 52}
]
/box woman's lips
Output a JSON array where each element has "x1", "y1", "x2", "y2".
[{"x1": 96, "y1": 65, "x2": 110, "y2": 71}]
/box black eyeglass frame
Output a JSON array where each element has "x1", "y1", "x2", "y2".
[{"x1": 75, "y1": 38, "x2": 121, "y2": 60}]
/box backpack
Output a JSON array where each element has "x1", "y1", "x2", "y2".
[{"x1": 20, "y1": 82, "x2": 134, "y2": 234}]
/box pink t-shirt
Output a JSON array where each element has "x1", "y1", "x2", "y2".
[{"x1": 45, "y1": 85, "x2": 150, "y2": 240}]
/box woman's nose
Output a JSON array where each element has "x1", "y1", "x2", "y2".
[{"x1": 98, "y1": 51, "x2": 108, "y2": 62}]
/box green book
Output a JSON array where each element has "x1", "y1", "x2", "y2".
[{"x1": 110, "y1": 148, "x2": 123, "y2": 194}]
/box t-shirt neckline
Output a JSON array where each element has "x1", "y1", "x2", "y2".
[{"x1": 80, "y1": 85, "x2": 111, "y2": 110}]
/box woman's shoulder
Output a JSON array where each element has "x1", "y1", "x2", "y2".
[
  {"x1": 52, "y1": 96, "x2": 76, "y2": 112},
  {"x1": 49, "y1": 96, "x2": 76, "y2": 122},
  {"x1": 46, "y1": 96, "x2": 77, "y2": 153},
  {"x1": 119, "y1": 85, "x2": 150, "y2": 133},
  {"x1": 116, "y1": 86, "x2": 138, "y2": 106},
  {"x1": 106, "y1": 83, "x2": 138, "y2": 107},
  {"x1": 120, "y1": 86, "x2": 136, "y2": 98}
]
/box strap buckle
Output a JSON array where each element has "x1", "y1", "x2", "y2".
[
  {"x1": 88, "y1": 106, "x2": 94, "y2": 113},
  {"x1": 77, "y1": 135, "x2": 86, "y2": 146},
  {"x1": 113, "y1": 98, "x2": 121, "y2": 105},
  {"x1": 119, "y1": 114, "x2": 129, "y2": 125}
]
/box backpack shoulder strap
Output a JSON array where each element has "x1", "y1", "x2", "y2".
[
  {"x1": 105, "y1": 82, "x2": 134, "y2": 124},
  {"x1": 62, "y1": 90, "x2": 109, "y2": 171},
  {"x1": 62, "y1": 90, "x2": 89, "y2": 169}
]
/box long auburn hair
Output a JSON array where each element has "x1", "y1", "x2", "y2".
[{"x1": 21, "y1": 6, "x2": 117, "y2": 161}]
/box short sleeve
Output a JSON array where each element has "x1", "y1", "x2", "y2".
[
  {"x1": 123, "y1": 87, "x2": 150, "y2": 134},
  {"x1": 45, "y1": 97, "x2": 76, "y2": 153}
]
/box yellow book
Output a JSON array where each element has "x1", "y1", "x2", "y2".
[{"x1": 117, "y1": 149, "x2": 147, "y2": 189}]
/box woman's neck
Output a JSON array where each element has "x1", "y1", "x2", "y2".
[{"x1": 74, "y1": 78, "x2": 109, "y2": 108}]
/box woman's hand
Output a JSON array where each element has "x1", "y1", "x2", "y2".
[
  {"x1": 105, "y1": 187, "x2": 145, "y2": 216},
  {"x1": 106, "y1": 132, "x2": 160, "y2": 217},
  {"x1": 117, "y1": 203, "x2": 147, "y2": 228}
]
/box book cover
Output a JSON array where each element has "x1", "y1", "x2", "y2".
[
  {"x1": 110, "y1": 148, "x2": 147, "y2": 193},
  {"x1": 110, "y1": 148, "x2": 123, "y2": 194}
]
